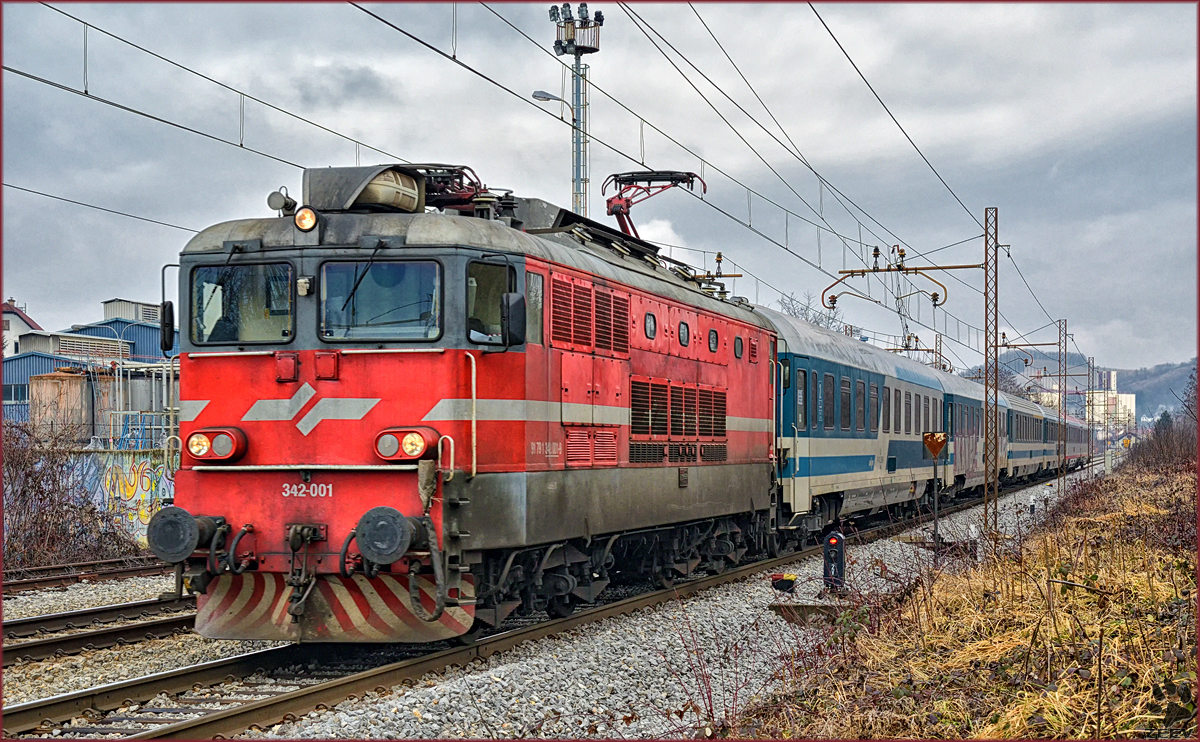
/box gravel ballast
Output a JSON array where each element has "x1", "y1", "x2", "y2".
[
  {"x1": 240, "y1": 470, "x2": 1094, "y2": 739},
  {"x1": 2, "y1": 574, "x2": 177, "y2": 620}
]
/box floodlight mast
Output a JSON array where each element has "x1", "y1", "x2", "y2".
[{"x1": 546, "y1": 4, "x2": 603, "y2": 216}]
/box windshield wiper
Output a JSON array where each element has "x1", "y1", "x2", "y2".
[{"x1": 340, "y1": 241, "x2": 384, "y2": 312}]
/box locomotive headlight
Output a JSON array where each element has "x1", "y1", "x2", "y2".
[
  {"x1": 401, "y1": 432, "x2": 426, "y2": 457},
  {"x1": 187, "y1": 433, "x2": 212, "y2": 457},
  {"x1": 294, "y1": 206, "x2": 319, "y2": 232},
  {"x1": 377, "y1": 433, "x2": 400, "y2": 457}
]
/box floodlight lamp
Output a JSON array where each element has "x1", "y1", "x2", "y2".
[
  {"x1": 561, "y1": 3, "x2": 572, "y2": 21},
  {"x1": 549, "y1": 5, "x2": 559, "y2": 21},
  {"x1": 578, "y1": 3, "x2": 588, "y2": 21},
  {"x1": 594, "y1": 10, "x2": 604, "y2": 25},
  {"x1": 553, "y1": 39, "x2": 565, "y2": 55}
]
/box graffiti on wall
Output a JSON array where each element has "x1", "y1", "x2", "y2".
[{"x1": 68, "y1": 450, "x2": 175, "y2": 546}]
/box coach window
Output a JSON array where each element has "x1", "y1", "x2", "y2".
[
  {"x1": 894, "y1": 390, "x2": 902, "y2": 436},
  {"x1": 840, "y1": 378, "x2": 852, "y2": 431},
  {"x1": 678, "y1": 322, "x2": 690, "y2": 347},
  {"x1": 467, "y1": 262, "x2": 513, "y2": 344},
  {"x1": 796, "y1": 370, "x2": 807, "y2": 430},
  {"x1": 882, "y1": 386, "x2": 891, "y2": 432},
  {"x1": 780, "y1": 358, "x2": 791, "y2": 389},
  {"x1": 904, "y1": 391, "x2": 912, "y2": 434},
  {"x1": 855, "y1": 380, "x2": 866, "y2": 431},
  {"x1": 948, "y1": 403, "x2": 954, "y2": 435},
  {"x1": 823, "y1": 373, "x2": 835, "y2": 429},
  {"x1": 734, "y1": 336, "x2": 743, "y2": 358},
  {"x1": 922, "y1": 395, "x2": 929, "y2": 434},
  {"x1": 644, "y1": 312, "x2": 657, "y2": 339},
  {"x1": 525, "y1": 272, "x2": 544, "y2": 344},
  {"x1": 870, "y1": 384, "x2": 879, "y2": 433}
]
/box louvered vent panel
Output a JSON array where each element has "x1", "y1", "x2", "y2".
[
  {"x1": 698, "y1": 389, "x2": 714, "y2": 437},
  {"x1": 684, "y1": 388, "x2": 698, "y2": 437},
  {"x1": 749, "y1": 338, "x2": 758, "y2": 362},
  {"x1": 713, "y1": 391, "x2": 727, "y2": 437},
  {"x1": 611, "y1": 294, "x2": 630, "y2": 353},
  {"x1": 566, "y1": 428, "x2": 591, "y2": 463},
  {"x1": 551, "y1": 278, "x2": 573, "y2": 345},
  {"x1": 572, "y1": 284, "x2": 593, "y2": 347},
  {"x1": 594, "y1": 291, "x2": 613, "y2": 351},
  {"x1": 630, "y1": 442, "x2": 665, "y2": 463},
  {"x1": 700, "y1": 444, "x2": 727, "y2": 462},
  {"x1": 593, "y1": 430, "x2": 618, "y2": 463},
  {"x1": 630, "y1": 381, "x2": 651, "y2": 436},
  {"x1": 650, "y1": 383, "x2": 669, "y2": 436},
  {"x1": 669, "y1": 386, "x2": 684, "y2": 437}
]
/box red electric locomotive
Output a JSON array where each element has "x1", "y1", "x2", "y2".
[{"x1": 148, "y1": 164, "x2": 779, "y2": 643}]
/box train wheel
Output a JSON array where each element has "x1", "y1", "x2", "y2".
[{"x1": 546, "y1": 594, "x2": 575, "y2": 619}]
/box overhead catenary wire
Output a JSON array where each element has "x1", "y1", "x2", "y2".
[
  {"x1": 808, "y1": 2, "x2": 983, "y2": 231},
  {"x1": 39, "y1": 3, "x2": 409, "y2": 165},
  {"x1": 3, "y1": 65, "x2": 304, "y2": 169},
  {"x1": 356, "y1": 3, "x2": 997, "y2": 362},
  {"x1": 480, "y1": 1, "x2": 995, "y2": 350},
  {"x1": 4, "y1": 183, "x2": 200, "y2": 232}
]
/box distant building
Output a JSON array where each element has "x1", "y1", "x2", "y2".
[
  {"x1": 3, "y1": 299, "x2": 179, "y2": 445},
  {"x1": 2, "y1": 298, "x2": 42, "y2": 356}
]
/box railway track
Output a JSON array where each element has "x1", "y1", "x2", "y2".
[
  {"x1": 3, "y1": 557, "x2": 171, "y2": 594},
  {"x1": 4, "y1": 494, "x2": 990, "y2": 739},
  {"x1": 2, "y1": 597, "x2": 196, "y2": 668}
]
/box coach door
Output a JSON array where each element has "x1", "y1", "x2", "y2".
[{"x1": 789, "y1": 356, "x2": 812, "y2": 513}]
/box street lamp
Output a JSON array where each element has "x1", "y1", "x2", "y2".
[{"x1": 547, "y1": 3, "x2": 603, "y2": 216}]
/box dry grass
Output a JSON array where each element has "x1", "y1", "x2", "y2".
[{"x1": 738, "y1": 462, "x2": 1197, "y2": 739}]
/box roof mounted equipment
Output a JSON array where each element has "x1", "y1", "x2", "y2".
[{"x1": 602, "y1": 170, "x2": 706, "y2": 239}]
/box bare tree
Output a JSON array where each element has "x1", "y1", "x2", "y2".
[{"x1": 780, "y1": 291, "x2": 843, "y2": 330}]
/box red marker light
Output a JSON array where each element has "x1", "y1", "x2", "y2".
[{"x1": 829, "y1": 536, "x2": 838, "y2": 545}]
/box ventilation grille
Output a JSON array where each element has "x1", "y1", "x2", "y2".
[
  {"x1": 669, "y1": 443, "x2": 697, "y2": 463},
  {"x1": 630, "y1": 442, "x2": 665, "y2": 463},
  {"x1": 566, "y1": 428, "x2": 590, "y2": 464},
  {"x1": 684, "y1": 388, "x2": 697, "y2": 436},
  {"x1": 669, "y1": 386, "x2": 685, "y2": 437},
  {"x1": 611, "y1": 295, "x2": 630, "y2": 353},
  {"x1": 631, "y1": 380, "x2": 651, "y2": 436},
  {"x1": 701, "y1": 444, "x2": 727, "y2": 461},
  {"x1": 698, "y1": 389, "x2": 714, "y2": 437},
  {"x1": 594, "y1": 291, "x2": 613, "y2": 351},
  {"x1": 551, "y1": 278, "x2": 573, "y2": 345},
  {"x1": 593, "y1": 430, "x2": 618, "y2": 463},
  {"x1": 650, "y1": 383, "x2": 669, "y2": 436},
  {"x1": 749, "y1": 338, "x2": 759, "y2": 362},
  {"x1": 572, "y1": 284, "x2": 593, "y2": 347},
  {"x1": 713, "y1": 391, "x2": 727, "y2": 437}
]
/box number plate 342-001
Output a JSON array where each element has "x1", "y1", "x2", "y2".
[{"x1": 282, "y1": 482, "x2": 333, "y2": 498}]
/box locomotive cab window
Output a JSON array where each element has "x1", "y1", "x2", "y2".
[
  {"x1": 525, "y1": 271, "x2": 544, "y2": 344},
  {"x1": 321, "y1": 260, "x2": 441, "y2": 341},
  {"x1": 467, "y1": 262, "x2": 514, "y2": 344},
  {"x1": 192, "y1": 262, "x2": 294, "y2": 344}
]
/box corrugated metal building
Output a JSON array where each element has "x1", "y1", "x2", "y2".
[{"x1": 64, "y1": 319, "x2": 179, "y2": 362}]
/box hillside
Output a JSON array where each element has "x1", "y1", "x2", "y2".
[{"x1": 1106, "y1": 358, "x2": 1197, "y2": 421}]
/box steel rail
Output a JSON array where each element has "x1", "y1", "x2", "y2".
[
  {"x1": 3, "y1": 596, "x2": 195, "y2": 639},
  {"x1": 4, "y1": 561, "x2": 171, "y2": 594},
  {"x1": 3, "y1": 614, "x2": 197, "y2": 668}
]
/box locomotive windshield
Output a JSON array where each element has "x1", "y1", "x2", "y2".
[
  {"x1": 191, "y1": 263, "x2": 293, "y2": 344},
  {"x1": 321, "y1": 260, "x2": 441, "y2": 340}
]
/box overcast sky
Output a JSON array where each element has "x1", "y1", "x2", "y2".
[{"x1": 3, "y1": 2, "x2": 1195, "y2": 371}]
